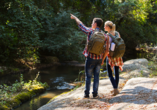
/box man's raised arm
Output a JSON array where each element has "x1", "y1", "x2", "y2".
[
  {"x1": 70, "y1": 14, "x2": 82, "y2": 25},
  {"x1": 70, "y1": 14, "x2": 92, "y2": 35}
]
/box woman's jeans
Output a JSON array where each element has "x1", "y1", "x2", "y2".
[
  {"x1": 106, "y1": 57, "x2": 119, "y2": 89},
  {"x1": 84, "y1": 57, "x2": 102, "y2": 96}
]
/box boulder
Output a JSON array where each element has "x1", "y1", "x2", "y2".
[
  {"x1": 109, "y1": 78, "x2": 157, "y2": 110},
  {"x1": 121, "y1": 58, "x2": 151, "y2": 79},
  {"x1": 123, "y1": 58, "x2": 149, "y2": 72}
]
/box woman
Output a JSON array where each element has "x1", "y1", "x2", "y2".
[{"x1": 104, "y1": 21, "x2": 124, "y2": 96}]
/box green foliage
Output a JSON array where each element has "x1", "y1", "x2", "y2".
[
  {"x1": 0, "y1": 0, "x2": 41, "y2": 64},
  {"x1": 0, "y1": 0, "x2": 157, "y2": 64},
  {"x1": 138, "y1": 43, "x2": 157, "y2": 61},
  {"x1": 75, "y1": 70, "x2": 85, "y2": 82},
  {"x1": 39, "y1": 10, "x2": 86, "y2": 61},
  {"x1": 0, "y1": 69, "x2": 4, "y2": 73},
  {"x1": 149, "y1": 71, "x2": 157, "y2": 77},
  {"x1": 148, "y1": 61, "x2": 157, "y2": 77},
  {"x1": 140, "y1": 70, "x2": 144, "y2": 77},
  {"x1": 0, "y1": 73, "x2": 48, "y2": 107},
  {"x1": 100, "y1": 69, "x2": 108, "y2": 77},
  {"x1": 0, "y1": 74, "x2": 24, "y2": 105}
]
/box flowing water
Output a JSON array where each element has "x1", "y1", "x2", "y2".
[{"x1": 0, "y1": 65, "x2": 84, "y2": 110}]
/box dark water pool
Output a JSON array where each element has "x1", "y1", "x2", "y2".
[{"x1": 0, "y1": 65, "x2": 84, "y2": 110}]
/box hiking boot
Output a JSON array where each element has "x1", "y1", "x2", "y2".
[
  {"x1": 111, "y1": 89, "x2": 119, "y2": 96},
  {"x1": 110, "y1": 90, "x2": 114, "y2": 94},
  {"x1": 84, "y1": 95, "x2": 89, "y2": 98},
  {"x1": 93, "y1": 94, "x2": 99, "y2": 99},
  {"x1": 93, "y1": 95, "x2": 99, "y2": 99}
]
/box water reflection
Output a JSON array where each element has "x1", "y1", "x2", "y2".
[{"x1": 15, "y1": 90, "x2": 69, "y2": 110}]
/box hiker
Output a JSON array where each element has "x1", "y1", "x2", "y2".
[
  {"x1": 104, "y1": 21, "x2": 124, "y2": 96},
  {"x1": 70, "y1": 14, "x2": 109, "y2": 98}
]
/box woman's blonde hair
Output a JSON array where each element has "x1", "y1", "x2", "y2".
[{"x1": 105, "y1": 21, "x2": 116, "y2": 32}]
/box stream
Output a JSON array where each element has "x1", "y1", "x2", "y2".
[{"x1": 0, "y1": 65, "x2": 84, "y2": 110}]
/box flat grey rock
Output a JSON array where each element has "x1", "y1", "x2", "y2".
[{"x1": 109, "y1": 78, "x2": 157, "y2": 110}]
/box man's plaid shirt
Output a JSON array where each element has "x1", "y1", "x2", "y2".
[{"x1": 78, "y1": 23, "x2": 107, "y2": 60}]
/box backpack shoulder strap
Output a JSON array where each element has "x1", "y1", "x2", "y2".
[
  {"x1": 92, "y1": 29, "x2": 99, "y2": 35},
  {"x1": 115, "y1": 31, "x2": 119, "y2": 38},
  {"x1": 101, "y1": 30, "x2": 105, "y2": 34},
  {"x1": 107, "y1": 31, "x2": 119, "y2": 39},
  {"x1": 107, "y1": 32, "x2": 114, "y2": 39}
]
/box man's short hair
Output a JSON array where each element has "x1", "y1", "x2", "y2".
[{"x1": 93, "y1": 18, "x2": 103, "y2": 28}]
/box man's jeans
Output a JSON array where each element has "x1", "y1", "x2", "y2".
[
  {"x1": 84, "y1": 57, "x2": 102, "y2": 96},
  {"x1": 106, "y1": 57, "x2": 119, "y2": 89}
]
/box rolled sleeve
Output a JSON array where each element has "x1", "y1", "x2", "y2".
[{"x1": 78, "y1": 23, "x2": 92, "y2": 35}]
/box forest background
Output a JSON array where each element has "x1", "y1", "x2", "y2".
[{"x1": 0, "y1": 0, "x2": 157, "y2": 67}]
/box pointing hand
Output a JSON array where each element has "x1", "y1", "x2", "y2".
[{"x1": 70, "y1": 14, "x2": 76, "y2": 19}]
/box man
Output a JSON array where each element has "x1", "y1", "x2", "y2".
[{"x1": 70, "y1": 14, "x2": 109, "y2": 98}]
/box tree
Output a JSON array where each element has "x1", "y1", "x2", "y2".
[{"x1": 0, "y1": 0, "x2": 41, "y2": 64}]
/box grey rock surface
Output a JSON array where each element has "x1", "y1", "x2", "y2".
[
  {"x1": 109, "y1": 78, "x2": 157, "y2": 110},
  {"x1": 121, "y1": 58, "x2": 151, "y2": 79},
  {"x1": 122, "y1": 58, "x2": 149, "y2": 72},
  {"x1": 120, "y1": 68, "x2": 151, "y2": 79},
  {"x1": 38, "y1": 78, "x2": 126, "y2": 110}
]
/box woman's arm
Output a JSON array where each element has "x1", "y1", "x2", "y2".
[{"x1": 118, "y1": 32, "x2": 121, "y2": 38}]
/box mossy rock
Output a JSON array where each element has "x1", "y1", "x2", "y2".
[
  {"x1": 14, "y1": 91, "x2": 32, "y2": 102},
  {"x1": 0, "y1": 105, "x2": 10, "y2": 110},
  {"x1": 0, "y1": 84, "x2": 48, "y2": 110},
  {"x1": 30, "y1": 85, "x2": 45, "y2": 93},
  {"x1": 4, "y1": 98, "x2": 21, "y2": 110}
]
